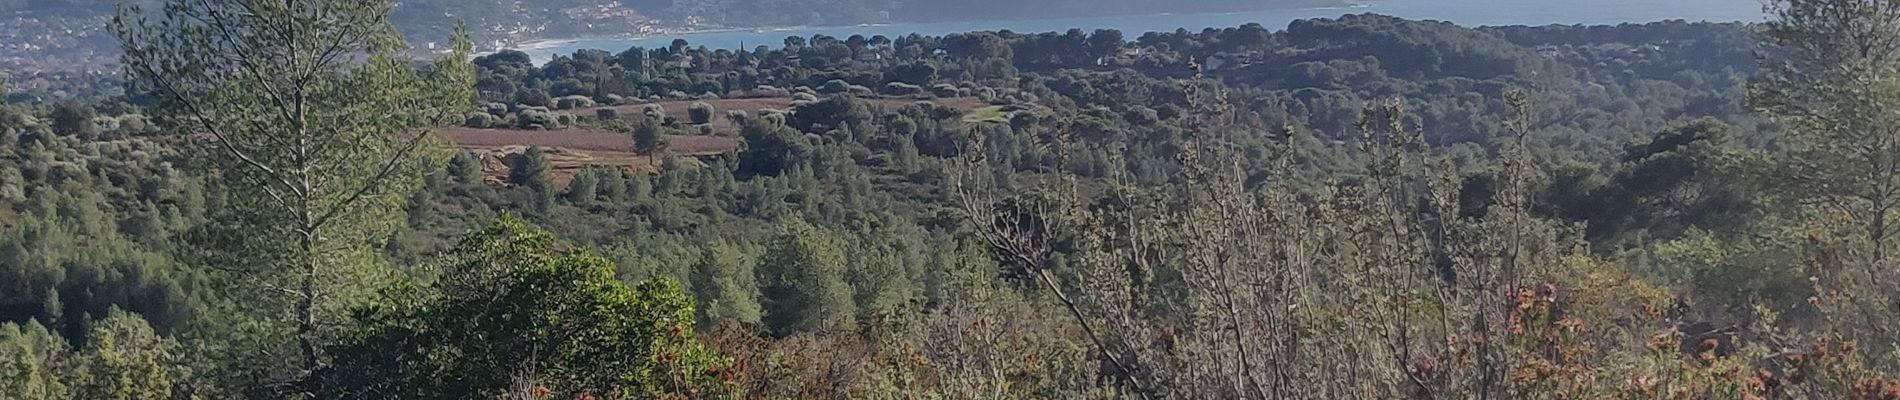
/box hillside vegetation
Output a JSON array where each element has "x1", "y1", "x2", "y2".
[{"x1": 5, "y1": 1, "x2": 1900, "y2": 398}]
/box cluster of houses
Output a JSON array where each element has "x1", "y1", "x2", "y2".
[{"x1": 0, "y1": 14, "x2": 115, "y2": 76}]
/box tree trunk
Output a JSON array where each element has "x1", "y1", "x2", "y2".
[{"x1": 297, "y1": 227, "x2": 320, "y2": 373}]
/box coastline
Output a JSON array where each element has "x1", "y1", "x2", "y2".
[
  {"x1": 496, "y1": 1, "x2": 1367, "y2": 54},
  {"x1": 490, "y1": 25, "x2": 796, "y2": 55}
]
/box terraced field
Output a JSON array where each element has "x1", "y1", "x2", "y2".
[{"x1": 439, "y1": 95, "x2": 988, "y2": 185}]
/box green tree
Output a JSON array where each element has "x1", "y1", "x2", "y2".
[
  {"x1": 1754, "y1": 0, "x2": 1900, "y2": 261},
  {"x1": 113, "y1": 0, "x2": 475, "y2": 382},
  {"x1": 48, "y1": 102, "x2": 97, "y2": 140},
  {"x1": 446, "y1": 150, "x2": 484, "y2": 186},
  {"x1": 690, "y1": 242, "x2": 760, "y2": 327},
  {"x1": 0, "y1": 320, "x2": 70, "y2": 399},
  {"x1": 631, "y1": 116, "x2": 669, "y2": 158},
  {"x1": 757, "y1": 219, "x2": 855, "y2": 336},
  {"x1": 687, "y1": 101, "x2": 715, "y2": 125},
  {"x1": 313, "y1": 216, "x2": 728, "y2": 399},
  {"x1": 69, "y1": 309, "x2": 181, "y2": 400},
  {"x1": 508, "y1": 147, "x2": 553, "y2": 188},
  {"x1": 737, "y1": 118, "x2": 814, "y2": 177},
  {"x1": 1752, "y1": 0, "x2": 1900, "y2": 354},
  {"x1": 564, "y1": 166, "x2": 601, "y2": 205},
  {"x1": 510, "y1": 147, "x2": 555, "y2": 212}
]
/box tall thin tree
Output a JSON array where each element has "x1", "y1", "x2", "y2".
[
  {"x1": 1752, "y1": 0, "x2": 1900, "y2": 355},
  {"x1": 112, "y1": 0, "x2": 474, "y2": 381}
]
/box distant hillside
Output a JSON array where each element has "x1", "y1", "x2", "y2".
[
  {"x1": 890, "y1": 0, "x2": 1345, "y2": 22},
  {"x1": 1, "y1": 0, "x2": 1346, "y2": 47}
]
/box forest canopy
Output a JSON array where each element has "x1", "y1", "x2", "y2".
[{"x1": 5, "y1": 0, "x2": 1900, "y2": 398}]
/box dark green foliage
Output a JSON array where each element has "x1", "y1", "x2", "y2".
[
  {"x1": 464, "y1": 112, "x2": 498, "y2": 128},
  {"x1": 313, "y1": 217, "x2": 725, "y2": 398},
  {"x1": 737, "y1": 118, "x2": 815, "y2": 177},
  {"x1": 687, "y1": 101, "x2": 715, "y2": 125},
  {"x1": 631, "y1": 116, "x2": 669, "y2": 156},
  {"x1": 690, "y1": 243, "x2": 760, "y2": 328},
  {"x1": 509, "y1": 147, "x2": 556, "y2": 212},
  {"x1": 447, "y1": 151, "x2": 485, "y2": 185},
  {"x1": 756, "y1": 220, "x2": 854, "y2": 335},
  {"x1": 514, "y1": 88, "x2": 551, "y2": 107},
  {"x1": 507, "y1": 147, "x2": 552, "y2": 189},
  {"x1": 48, "y1": 102, "x2": 97, "y2": 140}
]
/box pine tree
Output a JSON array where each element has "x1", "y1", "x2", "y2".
[
  {"x1": 113, "y1": 0, "x2": 475, "y2": 383},
  {"x1": 0, "y1": 320, "x2": 70, "y2": 399},
  {"x1": 1752, "y1": 0, "x2": 1900, "y2": 356},
  {"x1": 690, "y1": 242, "x2": 761, "y2": 327},
  {"x1": 757, "y1": 220, "x2": 855, "y2": 335},
  {"x1": 71, "y1": 310, "x2": 180, "y2": 400}
]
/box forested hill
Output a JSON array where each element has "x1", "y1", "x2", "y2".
[
  {"x1": 17, "y1": 7, "x2": 1894, "y2": 398},
  {"x1": 888, "y1": 0, "x2": 1344, "y2": 22},
  {"x1": 1, "y1": 0, "x2": 1340, "y2": 39},
  {"x1": 485, "y1": 15, "x2": 1759, "y2": 152}
]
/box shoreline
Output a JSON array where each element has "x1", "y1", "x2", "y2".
[{"x1": 496, "y1": 1, "x2": 1368, "y2": 53}]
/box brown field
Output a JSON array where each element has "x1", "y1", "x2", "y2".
[
  {"x1": 441, "y1": 127, "x2": 742, "y2": 155},
  {"x1": 442, "y1": 128, "x2": 742, "y2": 185},
  {"x1": 441, "y1": 95, "x2": 986, "y2": 186}
]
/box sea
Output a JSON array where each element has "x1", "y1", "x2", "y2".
[{"x1": 518, "y1": 0, "x2": 1768, "y2": 62}]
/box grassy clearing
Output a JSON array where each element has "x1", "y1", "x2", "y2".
[{"x1": 962, "y1": 105, "x2": 1010, "y2": 124}]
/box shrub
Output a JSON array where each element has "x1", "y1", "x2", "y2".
[
  {"x1": 643, "y1": 104, "x2": 666, "y2": 120},
  {"x1": 552, "y1": 95, "x2": 596, "y2": 110},
  {"x1": 792, "y1": 93, "x2": 819, "y2": 103},
  {"x1": 846, "y1": 85, "x2": 874, "y2": 97},
  {"x1": 517, "y1": 108, "x2": 557, "y2": 129},
  {"x1": 975, "y1": 87, "x2": 998, "y2": 102},
  {"x1": 114, "y1": 114, "x2": 153, "y2": 136},
  {"x1": 514, "y1": 88, "x2": 551, "y2": 107},
  {"x1": 758, "y1": 108, "x2": 789, "y2": 124},
  {"x1": 749, "y1": 85, "x2": 791, "y2": 98},
  {"x1": 596, "y1": 108, "x2": 619, "y2": 121},
  {"x1": 90, "y1": 116, "x2": 120, "y2": 133},
  {"x1": 929, "y1": 83, "x2": 961, "y2": 97},
  {"x1": 688, "y1": 102, "x2": 716, "y2": 125},
  {"x1": 314, "y1": 218, "x2": 728, "y2": 399},
  {"x1": 465, "y1": 112, "x2": 498, "y2": 128},
  {"x1": 818, "y1": 79, "x2": 851, "y2": 94},
  {"x1": 554, "y1": 113, "x2": 578, "y2": 127},
  {"x1": 483, "y1": 102, "x2": 509, "y2": 116},
  {"x1": 881, "y1": 82, "x2": 925, "y2": 96}
]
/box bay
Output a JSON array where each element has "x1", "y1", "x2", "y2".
[{"x1": 519, "y1": 0, "x2": 1766, "y2": 62}]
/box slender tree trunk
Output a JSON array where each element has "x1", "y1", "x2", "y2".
[{"x1": 297, "y1": 225, "x2": 320, "y2": 373}]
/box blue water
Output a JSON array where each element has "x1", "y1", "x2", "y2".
[{"x1": 521, "y1": 0, "x2": 1766, "y2": 62}]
